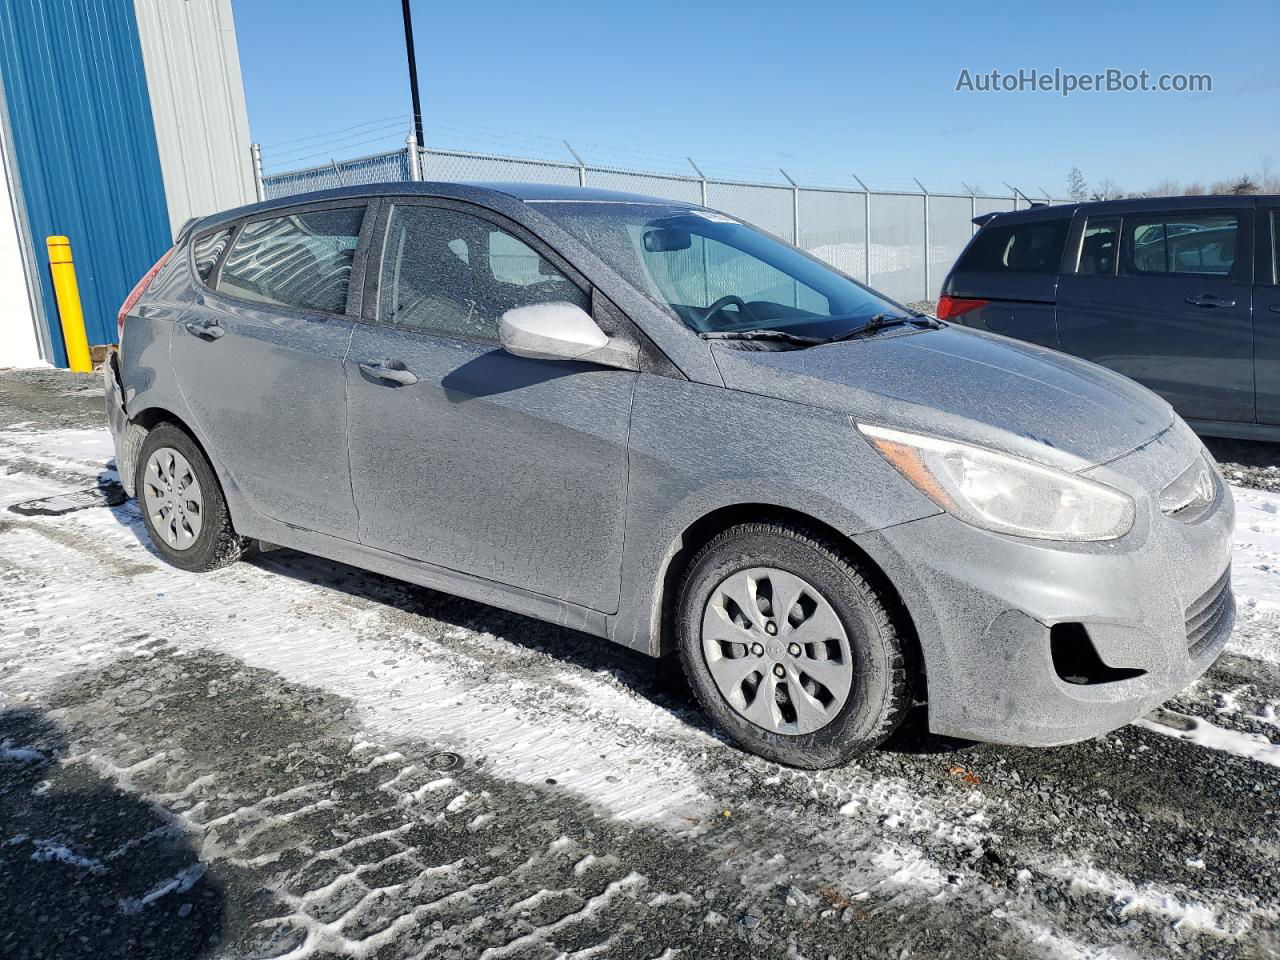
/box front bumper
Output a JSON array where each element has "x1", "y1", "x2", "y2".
[{"x1": 859, "y1": 428, "x2": 1235, "y2": 746}]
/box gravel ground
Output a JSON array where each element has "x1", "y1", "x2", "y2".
[{"x1": 0, "y1": 366, "x2": 1277, "y2": 960}]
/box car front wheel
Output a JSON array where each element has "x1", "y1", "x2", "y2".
[{"x1": 675, "y1": 521, "x2": 915, "y2": 768}]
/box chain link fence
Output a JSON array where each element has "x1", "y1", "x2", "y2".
[{"x1": 262, "y1": 143, "x2": 1069, "y2": 303}]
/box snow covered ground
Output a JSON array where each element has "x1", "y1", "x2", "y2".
[{"x1": 0, "y1": 368, "x2": 1277, "y2": 960}]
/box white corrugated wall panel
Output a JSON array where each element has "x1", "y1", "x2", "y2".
[
  {"x1": 133, "y1": 0, "x2": 254, "y2": 237},
  {"x1": 0, "y1": 80, "x2": 43, "y2": 368}
]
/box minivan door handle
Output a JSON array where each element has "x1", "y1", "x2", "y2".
[
  {"x1": 358, "y1": 361, "x2": 418, "y2": 386},
  {"x1": 183, "y1": 318, "x2": 225, "y2": 340},
  {"x1": 1271, "y1": 304, "x2": 1280, "y2": 314},
  {"x1": 1185, "y1": 294, "x2": 1237, "y2": 308}
]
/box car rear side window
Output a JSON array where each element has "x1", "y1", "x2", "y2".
[
  {"x1": 1077, "y1": 218, "x2": 1120, "y2": 275},
  {"x1": 191, "y1": 228, "x2": 231, "y2": 283},
  {"x1": 1120, "y1": 213, "x2": 1240, "y2": 278},
  {"x1": 377, "y1": 205, "x2": 586, "y2": 340},
  {"x1": 217, "y1": 206, "x2": 365, "y2": 314},
  {"x1": 1272, "y1": 212, "x2": 1280, "y2": 284},
  {"x1": 956, "y1": 219, "x2": 1070, "y2": 274}
]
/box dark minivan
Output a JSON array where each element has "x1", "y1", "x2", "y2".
[{"x1": 940, "y1": 195, "x2": 1280, "y2": 440}]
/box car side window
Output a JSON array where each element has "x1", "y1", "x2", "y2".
[
  {"x1": 1119, "y1": 213, "x2": 1240, "y2": 278},
  {"x1": 191, "y1": 228, "x2": 232, "y2": 283},
  {"x1": 217, "y1": 206, "x2": 365, "y2": 314},
  {"x1": 1077, "y1": 218, "x2": 1120, "y2": 275},
  {"x1": 955, "y1": 219, "x2": 1070, "y2": 274},
  {"x1": 377, "y1": 204, "x2": 586, "y2": 340},
  {"x1": 1271, "y1": 211, "x2": 1279, "y2": 285}
]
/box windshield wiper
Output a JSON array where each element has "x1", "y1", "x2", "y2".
[
  {"x1": 699, "y1": 329, "x2": 824, "y2": 346},
  {"x1": 825, "y1": 311, "x2": 937, "y2": 344}
]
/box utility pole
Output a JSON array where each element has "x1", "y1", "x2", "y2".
[{"x1": 401, "y1": 0, "x2": 425, "y2": 149}]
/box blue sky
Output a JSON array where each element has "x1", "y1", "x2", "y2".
[{"x1": 233, "y1": 0, "x2": 1278, "y2": 196}]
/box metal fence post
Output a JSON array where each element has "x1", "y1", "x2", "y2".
[
  {"x1": 405, "y1": 133, "x2": 421, "y2": 181},
  {"x1": 962, "y1": 181, "x2": 978, "y2": 235},
  {"x1": 780, "y1": 168, "x2": 799, "y2": 245},
  {"x1": 914, "y1": 178, "x2": 930, "y2": 301},
  {"x1": 250, "y1": 143, "x2": 265, "y2": 202},
  {"x1": 853, "y1": 174, "x2": 871, "y2": 284},
  {"x1": 564, "y1": 140, "x2": 587, "y2": 187},
  {"x1": 688, "y1": 157, "x2": 708, "y2": 206}
]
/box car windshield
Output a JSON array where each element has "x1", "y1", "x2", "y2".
[{"x1": 530, "y1": 201, "x2": 904, "y2": 338}]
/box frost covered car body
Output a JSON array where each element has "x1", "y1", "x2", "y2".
[{"x1": 105, "y1": 182, "x2": 1234, "y2": 768}]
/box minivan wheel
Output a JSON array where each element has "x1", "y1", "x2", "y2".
[
  {"x1": 136, "y1": 423, "x2": 246, "y2": 572},
  {"x1": 675, "y1": 522, "x2": 913, "y2": 768}
]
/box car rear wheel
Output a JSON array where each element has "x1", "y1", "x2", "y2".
[
  {"x1": 675, "y1": 522, "x2": 914, "y2": 768},
  {"x1": 136, "y1": 423, "x2": 245, "y2": 572}
]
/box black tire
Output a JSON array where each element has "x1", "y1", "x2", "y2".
[
  {"x1": 135, "y1": 422, "x2": 246, "y2": 572},
  {"x1": 675, "y1": 522, "x2": 914, "y2": 768}
]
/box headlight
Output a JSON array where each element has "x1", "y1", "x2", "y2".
[{"x1": 858, "y1": 423, "x2": 1135, "y2": 541}]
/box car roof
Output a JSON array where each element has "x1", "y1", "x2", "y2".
[
  {"x1": 975, "y1": 193, "x2": 1275, "y2": 228},
  {"x1": 186, "y1": 181, "x2": 689, "y2": 237}
]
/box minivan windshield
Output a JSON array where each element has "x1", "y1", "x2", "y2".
[{"x1": 531, "y1": 201, "x2": 906, "y2": 340}]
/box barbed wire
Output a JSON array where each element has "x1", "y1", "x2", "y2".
[{"x1": 255, "y1": 114, "x2": 1045, "y2": 197}]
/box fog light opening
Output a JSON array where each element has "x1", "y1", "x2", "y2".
[{"x1": 1050, "y1": 623, "x2": 1146, "y2": 686}]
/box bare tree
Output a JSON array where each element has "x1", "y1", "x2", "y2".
[
  {"x1": 1258, "y1": 155, "x2": 1279, "y2": 194},
  {"x1": 1090, "y1": 178, "x2": 1123, "y2": 201},
  {"x1": 1067, "y1": 166, "x2": 1088, "y2": 202},
  {"x1": 1184, "y1": 181, "x2": 1206, "y2": 195}
]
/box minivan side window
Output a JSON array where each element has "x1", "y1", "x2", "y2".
[
  {"x1": 377, "y1": 205, "x2": 586, "y2": 340},
  {"x1": 1119, "y1": 213, "x2": 1240, "y2": 278},
  {"x1": 1077, "y1": 218, "x2": 1120, "y2": 275},
  {"x1": 955, "y1": 219, "x2": 1070, "y2": 275},
  {"x1": 217, "y1": 206, "x2": 365, "y2": 314},
  {"x1": 191, "y1": 228, "x2": 232, "y2": 283},
  {"x1": 1271, "y1": 211, "x2": 1279, "y2": 285}
]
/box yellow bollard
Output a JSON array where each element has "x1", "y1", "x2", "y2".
[{"x1": 45, "y1": 235, "x2": 93, "y2": 373}]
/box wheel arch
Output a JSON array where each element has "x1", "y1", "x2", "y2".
[
  {"x1": 123, "y1": 406, "x2": 232, "y2": 516},
  {"x1": 647, "y1": 503, "x2": 924, "y2": 693}
]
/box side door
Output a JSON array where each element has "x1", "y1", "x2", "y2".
[
  {"x1": 1055, "y1": 205, "x2": 1254, "y2": 425},
  {"x1": 1255, "y1": 201, "x2": 1280, "y2": 424},
  {"x1": 171, "y1": 201, "x2": 376, "y2": 540},
  {"x1": 345, "y1": 199, "x2": 637, "y2": 614}
]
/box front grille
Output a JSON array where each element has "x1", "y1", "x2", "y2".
[{"x1": 1185, "y1": 567, "x2": 1233, "y2": 660}]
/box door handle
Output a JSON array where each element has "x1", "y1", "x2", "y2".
[
  {"x1": 1185, "y1": 294, "x2": 1236, "y2": 308},
  {"x1": 1271, "y1": 305, "x2": 1280, "y2": 314},
  {"x1": 183, "y1": 318, "x2": 225, "y2": 340},
  {"x1": 358, "y1": 361, "x2": 418, "y2": 386}
]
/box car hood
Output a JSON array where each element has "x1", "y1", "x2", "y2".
[{"x1": 711, "y1": 325, "x2": 1175, "y2": 472}]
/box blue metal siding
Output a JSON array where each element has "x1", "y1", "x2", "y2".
[{"x1": 0, "y1": 0, "x2": 171, "y2": 365}]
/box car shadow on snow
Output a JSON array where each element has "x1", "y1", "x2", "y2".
[
  {"x1": 0, "y1": 708, "x2": 225, "y2": 960},
  {"x1": 98, "y1": 462, "x2": 967, "y2": 759}
]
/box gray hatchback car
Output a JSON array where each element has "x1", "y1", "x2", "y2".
[{"x1": 106, "y1": 182, "x2": 1234, "y2": 768}]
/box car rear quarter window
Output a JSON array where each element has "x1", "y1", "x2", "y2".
[
  {"x1": 1120, "y1": 213, "x2": 1240, "y2": 278},
  {"x1": 191, "y1": 228, "x2": 231, "y2": 282},
  {"x1": 1077, "y1": 218, "x2": 1120, "y2": 275},
  {"x1": 217, "y1": 206, "x2": 365, "y2": 314},
  {"x1": 377, "y1": 205, "x2": 586, "y2": 340},
  {"x1": 956, "y1": 219, "x2": 1070, "y2": 274}
]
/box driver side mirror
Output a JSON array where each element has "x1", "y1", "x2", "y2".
[{"x1": 499, "y1": 302, "x2": 636, "y2": 370}]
